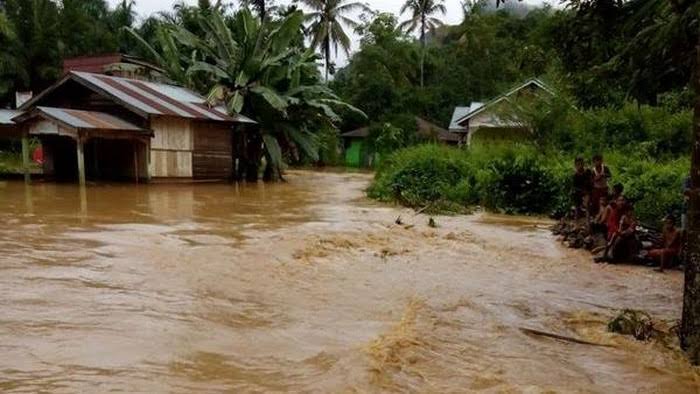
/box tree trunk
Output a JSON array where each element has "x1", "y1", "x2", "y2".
[
  {"x1": 680, "y1": 34, "x2": 700, "y2": 364},
  {"x1": 324, "y1": 38, "x2": 330, "y2": 83},
  {"x1": 247, "y1": 131, "x2": 263, "y2": 182},
  {"x1": 420, "y1": 16, "x2": 426, "y2": 88}
]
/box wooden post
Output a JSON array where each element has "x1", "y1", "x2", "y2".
[
  {"x1": 21, "y1": 133, "x2": 30, "y2": 183},
  {"x1": 76, "y1": 136, "x2": 86, "y2": 186},
  {"x1": 133, "y1": 141, "x2": 139, "y2": 184},
  {"x1": 145, "y1": 139, "x2": 151, "y2": 183}
]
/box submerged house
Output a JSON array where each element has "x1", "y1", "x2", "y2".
[
  {"x1": 341, "y1": 116, "x2": 459, "y2": 167},
  {"x1": 2, "y1": 56, "x2": 255, "y2": 184},
  {"x1": 450, "y1": 78, "x2": 553, "y2": 146}
]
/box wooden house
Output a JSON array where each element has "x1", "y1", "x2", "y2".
[{"x1": 6, "y1": 70, "x2": 255, "y2": 184}]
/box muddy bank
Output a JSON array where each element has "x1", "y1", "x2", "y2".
[{"x1": 0, "y1": 171, "x2": 698, "y2": 392}]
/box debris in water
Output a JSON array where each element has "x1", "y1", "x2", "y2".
[
  {"x1": 607, "y1": 309, "x2": 655, "y2": 341},
  {"x1": 395, "y1": 216, "x2": 403, "y2": 225},
  {"x1": 519, "y1": 327, "x2": 615, "y2": 347},
  {"x1": 428, "y1": 217, "x2": 437, "y2": 228}
]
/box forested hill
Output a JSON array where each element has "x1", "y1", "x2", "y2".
[
  {"x1": 331, "y1": 1, "x2": 694, "y2": 130},
  {"x1": 0, "y1": 0, "x2": 694, "y2": 128}
]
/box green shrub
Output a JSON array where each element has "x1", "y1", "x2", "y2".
[
  {"x1": 474, "y1": 147, "x2": 560, "y2": 214},
  {"x1": 368, "y1": 144, "x2": 470, "y2": 208},
  {"x1": 368, "y1": 143, "x2": 689, "y2": 223},
  {"x1": 603, "y1": 153, "x2": 688, "y2": 225}
]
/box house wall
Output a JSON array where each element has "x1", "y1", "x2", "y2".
[
  {"x1": 148, "y1": 117, "x2": 193, "y2": 178},
  {"x1": 192, "y1": 122, "x2": 232, "y2": 180},
  {"x1": 148, "y1": 117, "x2": 233, "y2": 180}
]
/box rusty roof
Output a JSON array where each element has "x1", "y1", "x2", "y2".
[
  {"x1": 16, "y1": 107, "x2": 147, "y2": 132},
  {"x1": 341, "y1": 117, "x2": 460, "y2": 143},
  {"x1": 20, "y1": 71, "x2": 256, "y2": 124},
  {"x1": 341, "y1": 127, "x2": 369, "y2": 138}
]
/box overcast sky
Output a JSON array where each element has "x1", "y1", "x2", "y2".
[{"x1": 106, "y1": 0, "x2": 549, "y2": 66}]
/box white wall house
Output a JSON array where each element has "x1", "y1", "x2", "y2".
[{"x1": 449, "y1": 79, "x2": 554, "y2": 146}]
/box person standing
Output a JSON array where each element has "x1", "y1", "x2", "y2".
[
  {"x1": 590, "y1": 154, "x2": 612, "y2": 215},
  {"x1": 572, "y1": 157, "x2": 593, "y2": 218}
]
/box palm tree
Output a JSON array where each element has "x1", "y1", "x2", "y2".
[
  {"x1": 398, "y1": 0, "x2": 446, "y2": 87},
  {"x1": 299, "y1": 0, "x2": 370, "y2": 82}
]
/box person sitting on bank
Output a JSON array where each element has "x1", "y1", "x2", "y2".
[
  {"x1": 590, "y1": 154, "x2": 612, "y2": 215},
  {"x1": 596, "y1": 198, "x2": 637, "y2": 263},
  {"x1": 572, "y1": 157, "x2": 593, "y2": 218},
  {"x1": 649, "y1": 216, "x2": 682, "y2": 272}
]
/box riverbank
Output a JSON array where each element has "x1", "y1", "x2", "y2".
[{"x1": 0, "y1": 171, "x2": 697, "y2": 392}]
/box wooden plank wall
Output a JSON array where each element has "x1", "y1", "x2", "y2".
[
  {"x1": 149, "y1": 117, "x2": 193, "y2": 178},
  {"x1": 192, "y1": 122, "x2": 232, "y2": 180}
]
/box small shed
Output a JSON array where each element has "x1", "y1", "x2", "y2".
[
  {"x1": 450, "y1": 78, "x2": 553, "y2": 145},
  {"x1": 341, "y1": 127, "x2": 370, "y2": 167}
]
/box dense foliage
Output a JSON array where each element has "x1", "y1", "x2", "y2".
[{"x1": 368, "y1": 144, "x2": 688, "y2": 224}]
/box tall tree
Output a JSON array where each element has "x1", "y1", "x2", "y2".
[
  {"x1": 111, "y1": 0, "x2": 137, "y2": 52},
  {"x1": 300, "y1": 0, "x2": 369, "y2": 81},
  {"x1": 240, "y1": 0, "x2": 270, "y2": 21},
  {"x1": 398, "y1": 0, "x2": 446, "y2": 87},
  {"x1": 0, "y1": 0, "x2": 62, "y2": 105}
]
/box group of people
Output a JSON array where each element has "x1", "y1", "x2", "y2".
[{"x1": 571, "y1": 154, "x2": 684, "y2": 272}]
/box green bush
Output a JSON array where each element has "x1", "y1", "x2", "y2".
[
  {"x1": 474, "y1": 147, "x2": 562, "y2": 214},
  {"x1": 368, "y1": 144, "x2": 470, "y2": 207},
  {"x1": 602, "y1": 153, "x2": 688, "y2": 225},
  {"x1": 368, "y1": 143, "x2": 689, "y2": 223}
]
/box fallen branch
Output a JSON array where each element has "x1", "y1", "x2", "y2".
[
  {"x1": 519, "y1": 327, "x2": 615, "y2": 348},
  {"x1": 413, "y1": 203, "x2": 433, "y2": 216}
]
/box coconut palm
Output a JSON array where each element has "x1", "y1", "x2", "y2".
[
  {"x1": 299, "y1": 0, "x2": 370, "y2": 82},
  {"x1": 398, "y1": 0, "x2": 446, "y2": 87}
]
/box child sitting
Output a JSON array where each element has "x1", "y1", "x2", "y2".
[
  {"x1": 649, "y1": 216, "x2": 681, "y2": 272},
  {"x1": 596, "y1": 198, "x2": 638, "y2": 263},
  {"x1": 590, "y1": 195, "x2": 610, "y2": 235}
]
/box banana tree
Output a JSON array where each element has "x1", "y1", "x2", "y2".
[{"x1": 132, "y1": 8, "x2": 364, "y2": 181}]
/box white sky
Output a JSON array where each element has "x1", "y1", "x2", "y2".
[{"x1": 106, "y1": 0, "x2": 548, "y2": 66}]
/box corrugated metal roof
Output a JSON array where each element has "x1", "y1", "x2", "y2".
[
  {"x1": 0, "y1": 109, "x2": 23, "y2": 125},
  {"x1": 449, "y1": 106, "x2": 471, "y2": 131},
  {"x1": 454, "y1": 79, "x2": 553, "y2": 127},
  {"x1": 72, "y1": 71, "x2": 238, "y2": 122},
  {"x1": 33, "y1": 107, "x2": 146, "y2": 131},
  {"x1": 341, "y1": 127, "x2": 370, "y2": 138},
  {"x1": 20, "y1": 71, "x2": 257, "y2": 125}
]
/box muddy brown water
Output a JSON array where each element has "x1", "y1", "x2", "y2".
[{"x1": 0, "y1": 170, "x2": 698, "y2": 393}]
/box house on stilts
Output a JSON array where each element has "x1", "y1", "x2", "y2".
[{"x1": 1, "y1": 55, "x2": 255, "y2": 184}]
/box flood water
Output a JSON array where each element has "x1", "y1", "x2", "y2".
[{"x1": 0, "y1": 170, "x2": 698, "y2": 393}]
